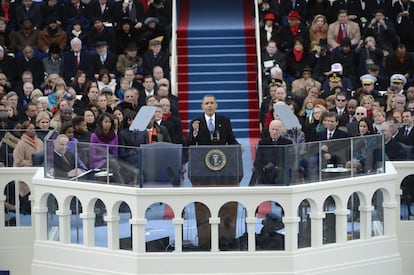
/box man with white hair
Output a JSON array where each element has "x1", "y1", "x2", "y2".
[
  {"x1": 63, "y1": 37, "x2": 89, "y2": 84},
  {"x1": 254, "y1": 120, "x2": 292, "y2": 185},
  {"x1": 346, "y1": 106, "x2": 368, "y2": 136}
]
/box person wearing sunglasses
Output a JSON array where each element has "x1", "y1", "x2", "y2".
[{"x1": 346, "y1": 106, "x2": 369, "y2": 136}]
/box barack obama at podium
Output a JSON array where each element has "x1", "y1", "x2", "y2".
[
  {"x1": 186, "y1": 95, "x2": 242, "y2": 250},
  {"x1": 187, "y1": 95, "x2": 239, "y2": 146}
]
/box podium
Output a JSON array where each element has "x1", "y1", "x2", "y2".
[
  {"x1": 188, "y1": 145, "x2": 243, "y2": 250},
  {"x1": 188, "y1": 145, "x2": 243, "y2": 186}
]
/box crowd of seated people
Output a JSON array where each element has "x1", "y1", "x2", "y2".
[
  {"x1": 0, "y1": 0, "x2": 414, "y2": 185},
  {"x1": 0, "y1": 0, "x2": 177, "y2": 178},
  {"x1": 258, "y1": 0, "x2": 414, "y2": 164}
]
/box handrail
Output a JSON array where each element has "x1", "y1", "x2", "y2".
[
  {"x1": 254, "y1": 0, "x2": 263, "y2": 110},
  {"x1": 170, "y1": 0, "x2": 178, "y2": 97}
]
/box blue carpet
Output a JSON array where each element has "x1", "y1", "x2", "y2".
[{"x1": 178, "y1": 0, "x2": 258, "y2": 138}]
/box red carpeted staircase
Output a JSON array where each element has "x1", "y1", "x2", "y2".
[{"x1": 176, "y1": 0, "x2": 260, "y2": 139}]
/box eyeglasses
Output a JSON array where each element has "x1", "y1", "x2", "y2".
[
  {"x1": 363, "y1": 83, "x2": 373, "y2": 86},
  {"x1": 336, "y1": 99, "x2": 346, "y2": 102},
  {"x1": 356, "y1": 112, "x2": 365, "y2": 115}
]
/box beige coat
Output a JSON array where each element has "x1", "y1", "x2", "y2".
[
  {"x1": 327, "y1": 21, "x2": 361, "y2": 49},
  {"x1": 13, "y1": 134, "x2": 43, "y2": 167}
]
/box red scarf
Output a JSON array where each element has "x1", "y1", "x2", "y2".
[
  {"x1": 162, "y1": 112, "x2": 172, "y2": 121},
  {"x1": 290, "y1": 24, "x2": 299, "y2": 36},
  {"x1": 1, "y1": 5, "x2": 9, "y2": 21},
  {"x1": 293, "y1": 48, "x2": 303, "y2": 62}
]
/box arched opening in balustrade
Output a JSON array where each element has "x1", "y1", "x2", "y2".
[
  {"x1": 69, "y1": 196, "x2": 83, "y2": 244},
  {"x1": 94, "y1": 199, "x2": 107, "y2": 247},
  {"x1": 118, "y1": 202, "x2": 132, "y2": 250},
  {"x1": 255, "y1": 200, "x2": 284, "y2": 251},
  {"x1": 3, "y1": 180, "x2": 31, "y2": 227},
  {"x1": 218, "y1": 201, "x2": 247, "y2": 251},
  {"x1": 400, "y1": 174, "x2": 414, "y2": 220},
  {"x1": 372, "y1": 189, "x2": 384, "y2": 237},
  {"x1": 323, "y1": 196, "x2": 336, "y2": 244},
  {"x1": 298, "y1": 199, "x2": 311, "y2": 248},
  {"x1": 183, "y1": 202, "x2": 211, "y2": 251},
  {"x1": 46, "y1": 193, "x2": 59, "y2": 241},
  {"x1": 145, "y1": 202, "x2": 174, "y2": 252},
  {"x1": 347, "y1": 192, "x2": 361, "y2": 240}
]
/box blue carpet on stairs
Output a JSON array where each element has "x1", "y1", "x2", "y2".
[{"x1": 183, "y1": 0, "x2": 254, "y2": 139}]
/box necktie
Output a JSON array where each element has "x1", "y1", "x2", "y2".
[
  {"x1": 341, "y1": 24, "x2": 347, "y2": 39},
  {"x1": 208, "y1": 118, "x2": 215, "y2": 133},
  {"x1": 75, "y1": 54, "x2": 79, "y2": 67},
  {"x1": 328, "y1": 132, "x2": 332, "y2": 140},
  {"x1": 405, "y1": 128, "x2": 410, "y2": 136}
]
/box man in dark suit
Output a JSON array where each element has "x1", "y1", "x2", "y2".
[
  {"x1": 87, "y1": 0, "x2": 115, "y2": 25},
  {"x1": 393, "y1": 110, "x2": 414, "y2": 161},
  {"x1": 254, "y1": 120, "x2": 292, "y2": 185},
  {"x1": 53, "y1": 134, "x2": 86, "y2": 179},
  {"x1": 142, "y1": 39, "x2": 169, "y2": 79},
  {"x1": 87, "y1": 41, "x2": 117, "y2": 79},
  {"x1": 395, "y1": 110, "x2": 414, "y2": 147},
  {"x1": 381, "y1": 121, "x2": 406, "y2": 161},
  {"x1": 186, "y1": 94, "x2": 240, "y2": 250},
  {"x1": 138, "y1": 74, "x2": 156, "y2": 108},
  {"x1": 15, "y1": 45, "x2": 44, "y2": 89},
  {"x1": 63, "y1": 37, "x2": 90, "y2": 84},
  {"x1": 15, "y1": 0, "x2": 42, "y2": 30},
  {"x1": 314, "y1": 112, "x2": 349, "y2": 141},
  {"x1": 187, "y1": 95, "x2": 239, "y2": 146}
]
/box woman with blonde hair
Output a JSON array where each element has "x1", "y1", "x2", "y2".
[
  {"x1": 309, "y1": 14, "x2": 328, "y2": 52},
  {"x1": 303, "y1": 104, "x2": 327, "y2": 141},
  {"x1": 298, "y1": 96, "x2": 316, "y2": 124},
  {"x1": 47, "y1": 77, "x2": 67, "y2": 110}
]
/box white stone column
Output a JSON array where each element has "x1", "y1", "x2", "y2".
[
  {"x1": 130, "y1": 218, "x2": 146, "y2": 253},
  {"x1": 283, "y1": 216, "x2": 300, "y2": 252},
  {"x1": 105, "y1": 215, "x2": 120, "y2": 250},
  {"x1": 359, "y1": 205, "x2": 374, "y2": 239},
  {"x1": 209, "y1": 217, "x2": 220, "y2": 252},
  {"x1": 246, "y1": 217, "x2": 257, "y2": 252},
  {"x1": 309, "y1": 212, "x2": 325, "y2": 248},
  {"x1": 383, "y1": 202, "x2": 397, "y2": 236},
  {"x1": 56, "y1": 209, "x2": 71, "y2": 243},
  {"x1": 80, "y1": 212, "x2": 96, "y2": 247},
  {"x1": 0, "y1": 196, "x2": 6, "y2": 228},
  {"x1": 173, "y1": 218, "x2": 183, "y2": 252},
  {"x1": 335, "y1": 209, "x2": 349, "y2": 243},
  {"x1": 33, "y1": 206, "x2": 48, "y2": 240}
]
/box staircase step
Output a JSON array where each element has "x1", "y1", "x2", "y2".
[
  {"x1": 178, "y1": 54, "x2": 255, "y2": 64},
  {"x1": 179, "y1": 44, "x2": 256, "y2": 55},
  {"x1": 181, "y1": 108, "x2": 257, "y2": 120},
  {"x1": 177, "y1": 81, "x2": 256, "y2": 90},
  {"x1": 177, "y1": 36, "x2": 255, "y2": 46},
  {"x1": 180, "y1": 71, "x2": 247, "y2": 82},
  {"x1": 178, "y1": 63, "x2": 255, "y2": 73},
  {"x1": 185, "y1": 28, "x2": 252, "y2": 37},
  {"x1": 184, "y1": 98, "x2": 257, "y2": 109}
]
